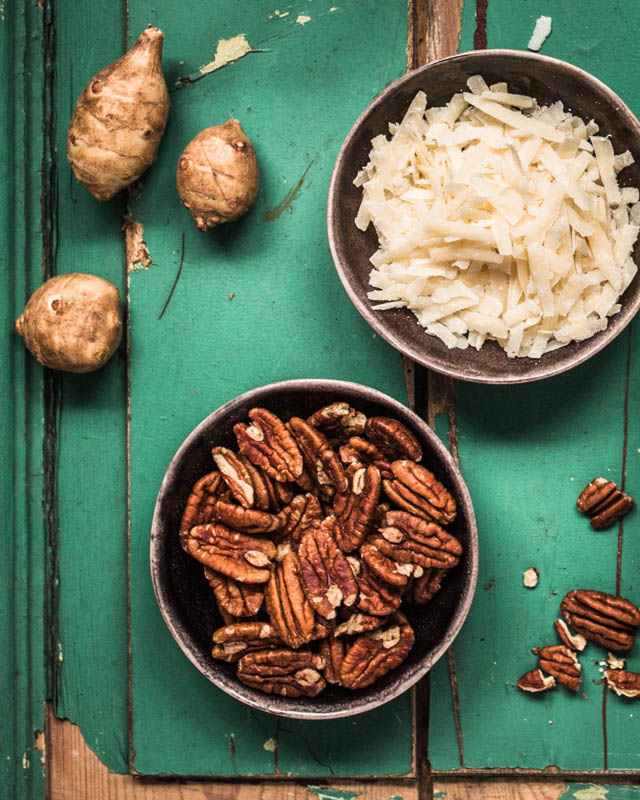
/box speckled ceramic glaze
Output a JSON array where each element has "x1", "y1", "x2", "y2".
[
  {"x1": 328, "y1": 50, "x2": 640, "y2": 384},
  {"x1": 150, "y1": 380, "x2": 478, "y2": 719}
]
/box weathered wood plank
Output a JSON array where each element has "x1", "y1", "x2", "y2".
[
  {"x1": 1, "y1": 2, "x2": 48, "y2": 798},
  {"x1": 427, "y1": 0, "x2": 640, "y2": 774},
  {"x1": 126, "y1": 0, "x2": 412, "y2": 778}
]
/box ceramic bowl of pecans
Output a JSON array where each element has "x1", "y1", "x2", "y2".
[{"x1": 150, "y1": 379, "x2": 478, "y2": 718}]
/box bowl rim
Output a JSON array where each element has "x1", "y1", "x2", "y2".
[
  {"x1": 327, "y1": 48, "x2": 640, "y2": 385},
  {"x1": 150, "y1": 378, "x2": 479, "y2": 719}
]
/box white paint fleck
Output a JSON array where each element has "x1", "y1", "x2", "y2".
[
  {"x1": 263, "y1": 737, "x2": 277, "y2": 752},
  {"x1": 330, "y1": 5, "x2": 338, "y2": 10},
  {"x1": 273, "y1": 9, "x2": 290, "y2": 17},
  {"x1": 570, "y1": 476, "x2": 575, "y2": 481},
  {"x1": 296, "y1": 14, "x2": 311, "y2": 24},
  {"x1": 197, "y1": 35, "x2": 252, "y2": 81},
  {"x1": 57, "y1": 642, "x2": 63, "y2": 662},
  {"x1": 523, "y1": 567, "x2": 539, "y2": 588},
  {"x1": 574, "y1": 786, "x2": 610, "y2": 800},
  {"x1": 22, "y1": 753, "x2": 30, "y2": 769}
]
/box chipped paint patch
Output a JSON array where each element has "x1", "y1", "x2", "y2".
[
  {"x1": 558, "y1": 784, "x2": 640, "y2": 800},
  {"x1": 263, "y1": 737, "x2": 277, "y2": 752},
  {"x1": 264, "y1": 161, "x2": 313, "y2": 221},
  {"x1": 21, "y1": 752, "x2": 30, "y2": 770},
  {"x1": 306, "y1": 788, "x2": 360, "y2": 800},
  {"x1": 176, "y1": 34, "x2": 253, "y2": 87},
  {"x1": 269, "y1": 9, "x2": 290, "y2": 18},
  {"x1": 57, "y1": 642, "x2": 64, "y2": 663},
  {"x1": 297, "y1": 13, "x2": 311, "y2": 24},
  {"x1": 123, "y1": 215, "x2": 152, "y2": 272},
  {"x1": 434, "y1": 793, "x2": 446, "y2": 799}
]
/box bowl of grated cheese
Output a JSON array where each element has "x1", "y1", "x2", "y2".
[{"x1": 328, "y1": 50, "x2": 640, "y2": 383}]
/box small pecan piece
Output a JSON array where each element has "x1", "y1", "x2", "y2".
[
  {"x1": 334, "y1": 612, "x2": 385, "y2": 637},
  {"x1": 561, "y1": 590, "x2": 640, "y2": 651},
  {"x1": 213, "y1": 500, "x2": 281, "y2": 534},
  {"x1": 340, "y1": 612, "x2": 414, "y2": 689},
  {"x1": 237, "y1": 648, "x2": 326, "y2": 697},
  {"x1": 211, "y1": 621, "x2": 280, "y2": 662},
  {"x1": 343, "y1": 436, "x2": 384, "y2": 464},
  {"x1": 211, "y1": 447, "x2": 255, "y2": 508},
  {"x1": 408, "y1": 568, "x2": 447, "y2": 604},
  {"x1": 235, "y1": 408, "x2": 303, "y2": 483},
  {"x1": 179, "y1": 471, "x2": 222, "y2": 548},
  {"x1": 374, "y1": 510, "x2": 462, "y2": 570},
  {"x1": 554, "y1": 619, "x2": 586, "y2": 652},
  {"x1": 318, "y1": 635, "x2": 345, "y2": 684},
  {"x1": 532, "y1": 645, "x2": 581, "y2": 692},
  {"x1": 334, "y1": 465, "x2": 381, "y2": 553},
  {"x1": 185, "y1": 523, "x2": 275, "y2": 583},
  {"x1": 604, "y1": 669, "x2": 640, "y2": 698},
  {"x1": 355, "y1": 559, "x2": 403, "y2": 617},
  {"x1": 385, "y1": 460, "x2": 457, "y2": 525},
  {"x1": 204, "y1": 566, "x2": 264, "y2": 618},
  {"x1": 265, "y1": 551, "x2": 316, "y2": 648},
  {"x1": 289, "y1": 417, "x2": 348, "y2": 494},
  {"x1": 307, "y1": 402, "x2": 367, "y2": 440},
  {"x1": 298, "y1": 528, "x2": 358, "y2": 619},
  {"x1": 278, "y1": 492, "x2": 323, "y2": 542},
  {"x1": 516, "y1": 668, "x2": 556, "y2": 693},
  {"x1": 364, "y1": 417, "x2": 422, "y2": 461},
  {"x1": 576, "y1": 477, "x2": 633, "y2": 529}
]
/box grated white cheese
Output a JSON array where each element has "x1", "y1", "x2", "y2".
[
  {"x1": 528, "y1": 16, "x2": 552, "y2": 51},
  {"x1": 355, "y1": 79, "x2": 639, "y2": 358}
]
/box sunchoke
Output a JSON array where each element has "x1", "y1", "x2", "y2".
[
  {"x1": 176, "y1": 120, "x2": 259, "y2": 231},
  {"x1": 15, "y1": 274, "x2": 123, "y2": 373},
  {"x1": 67, "y1": 28, "x2": 170, "y2": 201}
]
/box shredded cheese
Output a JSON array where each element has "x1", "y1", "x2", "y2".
[{"x1": 355, "y1": 79, "x2": 639, "y2": 358}]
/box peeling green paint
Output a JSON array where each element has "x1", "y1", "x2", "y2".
[
  {"x1": 306, "y1": 788, "x2": 361, "y2": 800},
  {"x1": 559, "y1": 784, "x2": 640, "y2": 800}
]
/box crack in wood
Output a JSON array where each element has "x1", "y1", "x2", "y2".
[
  {"x1": 473, "y1": 0, "x2": 488, "y2": 49},
  {"x1": 616, "y1": 324, "x2": 632, "y2": 597}
]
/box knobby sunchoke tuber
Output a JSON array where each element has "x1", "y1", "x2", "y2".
[
  {"x1": 15, "y1": 274, "x2": 123, "y2": 373},
  {"x1": 67, "y1": 27, "x2": 170, "y2": 202},
  {"x1": 176, "y1": 120, "x2": 259, "y2": 231}
]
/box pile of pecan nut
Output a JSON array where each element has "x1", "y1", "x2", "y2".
[
  {"x1": 179, "y1": 401, "x2": 463, "y2": 698},
  {"x1": 517, "y1": 589, "x2": 640, "y2": 698}
]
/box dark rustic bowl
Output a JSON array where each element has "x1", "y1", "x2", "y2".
[
  {"x1": 150, "y1": 379, "x2": 478, "y2": 719},
  {"x1": 328, "y1": 50, "x2": 640, "y2": 384}
]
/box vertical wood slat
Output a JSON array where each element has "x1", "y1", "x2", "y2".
[{"x1": 1, "y1": 2, "x2": 48, "y2": 799}]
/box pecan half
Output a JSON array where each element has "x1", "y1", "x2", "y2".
[
  {"x1": 554, "y1": 619, "x2": 587, "y2": 652},
  {"x1": 343, "y1": 436, "x2": 384, "y2": 464},
  {"x1": 211, "y1": 447, "x2": 255, "y2": 508},
  {"x1": 237, "y1": 648, "x2": 326, "y2": 697},
  {"x1": 355, "y1": 559, "x2": 403, "y2": 617},
  {"x1": 179, "y1": 471, "x2": 222, "y2": 548},
  {"x1": 333, "y1": 465, "x2": 381, "y2": 553},
  {"x1": 298, "y1": 528, "x2": 358, "y2": 619},
  {"x1": 334, "y1": 612, "x2": 385, "y2": 637},
  {"x1": 278, "y1": 492, "x2": 323, "y2": 542},
  {"x1": 384, "y1": 460, "x2": 457, "y2": 525},
  {"x1": 374, "y1": 510, "x2": 462, "y2": 570},
  {"x1": 360, "y1": 543, "x2": 412, "y2": 588},
  {"x1": 213, "y1": 500, "x2": 281, "y2": 534},
  {"x1": 340, "y1": 612, "x2": 415, "y2": 689},
  {"x1": 204, "y1": 566, "x2": 264, "y2": 618},
  {"x1": 235, "y1": 408, "x2": 303, "y2": 483},
  {"x1": 561, "y1": 590, "x2": 640, "y2": 651},
  {"x1": 185, "y1": 524, "x2": 275, "y2": 583},
  {"x1": 274, "y1": 481, "x2": 296, "y2": 508},
  {"x1": 532, "y1": 645, "x2": 581, "y2": 692},
  {"x1": 307, "y1": 402, "x2": 367, "y2": 440},
  {"x1": 516, "y1": 668, "x2": 556, "y2": 693},
  {"x1": 211, "y1": 621, "x2": 280, "y2": 662},
  {"x1": 364, "y1": 417, "x2": 422, "y2": 461},
  {"x1": 289, "y1": 417, "x2": 348, "y2": 494},
  {"x1": 240, "y1": 456, "x2": 279, "y2": 512},
  {"x1": 604, "y1": 669, "x2": 640, "y2": 698},
  {"x1": 576, "y1": 477, "x2": 633, "y2": 529},
  {"x1": 265, "y1": 551, "x2": 316, "y2": 648},
  {"x1": 318, "y1": 635, "x2": 345, "y2": 684},
  {"x1": 408, "y1": 568, "x2": 447, "y2": 604}
]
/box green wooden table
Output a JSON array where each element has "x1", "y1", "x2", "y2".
[{"x1": 4, "y1": 1, "x2": 640, "y2": 797}]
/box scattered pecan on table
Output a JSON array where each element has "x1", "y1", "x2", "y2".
[
  {"x1": 576, "y1": 477, "x2": 633, "y2": 530},
  {"x1": 179, "y1": 402, "x2": 463, "y2": 697}
]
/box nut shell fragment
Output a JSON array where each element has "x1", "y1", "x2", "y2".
[{"x1": 516, "y1": 668, "x2": 556, "y2": 693}]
